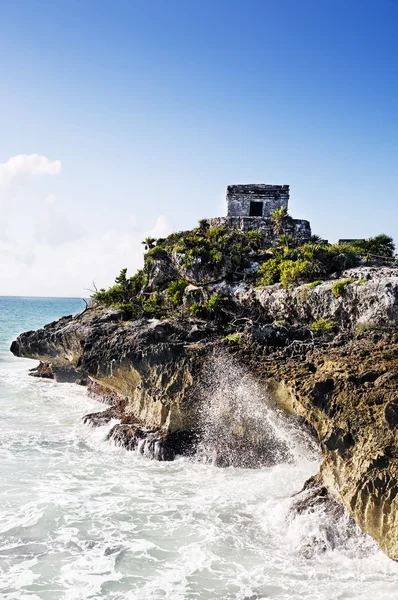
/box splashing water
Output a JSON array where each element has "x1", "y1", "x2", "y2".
[
  {"x1": 194, "y1": 351, "x2": 319, "y2": 468},
  {"x1": 1, "y1": 297, "x2": 398, "y2": 600}
]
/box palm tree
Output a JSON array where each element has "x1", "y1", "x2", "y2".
[
  {"x1": 141, "y1": 237, "x2": 156, "y2": 251},
  {"x1": 309, "y1": 234, "x2": 323, "y2": 244},
  {"x1": 368, "y1": 234, "x2": 395, "y2": 258},
  {"x1": 271, "y1": 207, "x2": 293, "y2": 248},
  {"x1": 352, "y1": 234, "x2": 395, "y2": 262}
]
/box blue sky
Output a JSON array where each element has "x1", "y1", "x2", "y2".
[{"x1": 0, "y1": 0, "x2": 397, "y2": 295}]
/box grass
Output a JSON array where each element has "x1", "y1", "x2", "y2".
[
  {"x1": 311, "y1": 318, "x2": 337, "y2": 333},
  {"x1": 225, "y1": 332, "x2": 246, "y2": 346},
  {"x1": 306, "y1": 280, "x2": 322, "y2": 289},
  {"x1": 331, "y1": 278, "x2": 356, "y2": 297},
  {"x1": 355, "y1": 322, "x2": 384, "y2": 335}
]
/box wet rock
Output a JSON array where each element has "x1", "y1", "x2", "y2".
[
  {"x1": 29, "y1": 361, "x2": 54, "y2": 379},
  {"x1": 108, "y1": 424, "x2": 175, "y2": 461},
  {"x1": 198, "y1": 433, "x2": 291, "y2": 468},
  {"x1": 83, "y1": 407, "x2": 121, "y2": 427},
  {"x1": 290, "y1": 477, "x2": 342, "y2": 517},
  {"x1": 289, "y1": 476, "x2": 359, "y2": 559}
]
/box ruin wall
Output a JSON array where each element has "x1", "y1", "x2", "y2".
[{"x1": 226, "y1": 184, "x2": 289, "y2": 218}]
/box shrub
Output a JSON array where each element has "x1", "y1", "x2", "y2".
[
  {"x1": 280, "y1": 259, "x2": 311, "y2": 288},
  {"x1": 92, "y1": 268, "x2": 148, "y2": 307},
  {"x1": 189, "y1": 293, "x2": 228, "y2": 319},
  {"x1": 351, "y1": 234, "x2": 395, "y2": 259},
  {"x1": 182, "y1": 249, "x2": 196, "y2": 269},
  {"x1": 246, "y1": 229, "x2": 267, "y2": 248},
  {"x1": 331, "y1": 278, "x2": 356, "y2": 297},
  {"x1": 256, "y1": 241, "x2": 362, "y2": 289},
  {"x1": 257, "y1": 258, "x2": 281, "y2": 286},
  {"x1": 198, "y1": 218, "x2": 210, "y2": 231},
  {"x1": 142, "y1": 293, "x2": 167, "y2": 318},
  {"x1": 355, "y1": 322, "x2": 383, "y2": 335},
  {"x1": 225, "y1": 332, "x2": 246, "y2": 346},
  {"x1": 167, "y1": 280, "x2": 189, "y2": 306},
  {"x1": 311, "y1": 318, "x2": 336, "y2": 333},
  {"x1": 189, "y1": 302, "x2": 206, "y2": 317},
  {"x1": 146, "y1": 246, "x2": 168, "y2": 261},
  {"x1": 207, "y1": 292, "x2": 227, "y2": 312},
  {"x1": 153, "y1": 224, "x2": 273, "y2": 276}
]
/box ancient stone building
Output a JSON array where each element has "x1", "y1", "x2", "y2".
[
  {"x1": 226, "y1": 184, "x2": 289, "y2": 218},
  {"x1": 207, "y1": 183, "x2": 312, "y2": 242}
]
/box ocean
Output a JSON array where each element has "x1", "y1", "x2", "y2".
[{"x1": 0, "y1": 296, "x2": 397, "y2": 599}]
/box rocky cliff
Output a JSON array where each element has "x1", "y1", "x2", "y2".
[{"x1": 10, "y1": 224, "x2": 398, "y2": 560}]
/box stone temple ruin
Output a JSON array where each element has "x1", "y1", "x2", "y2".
[{"x1": 208, "y1": 184, "x2": 312, "y2": 242}]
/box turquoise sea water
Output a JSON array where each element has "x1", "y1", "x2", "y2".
[
  {"x1": 1, "y1": 296, "x2": 398, "y2": 600},
  {"x1": 0, "y1": 297, "x2": 85, "y2": 359}
]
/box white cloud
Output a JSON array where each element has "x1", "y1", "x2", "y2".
[
  {"x1": 0, "y1": 153, "x2": 175, "y2": 296},
  {"x1": 0, "y1": 154, "x2": 61, "y2": 189},
  {"x1": 0, "y1": 214, "x2": 173, "y2": 297},
  {"x1": 34, "y1": 194, "x2": 84, "y2": 245},
  {"x1": 0, "y1": 154, "x2": 62, "y2": 239}
]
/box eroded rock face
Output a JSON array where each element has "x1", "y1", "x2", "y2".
[
  {"x1": 11, "y1": 310, "x2": 217, "y2": 435},
  {"x1": 243, "y1": 329, "x2": 398, "y2": 560},
  {"x1": 234, "y1": 266, "x2": 398, "y2": 330}
]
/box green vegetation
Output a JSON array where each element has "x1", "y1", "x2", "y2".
[
  {"x1": 257, "y1": 258, "x2": 281, "y2": 286},
  {"x1": 256, "y1": 234, "x2": 396, "y2": 290},
  {"x1": 93, "y1": 222, "x2": 256, "y2": 320},
  {"x1": 271, "y1": 207, "x2": 294, "y2": 247},
  {"x1": 141, "y1": 292, "x2": 166, "y2": 318},
  {"x1": 149, "y1": 223, "x2": 271, "y2": 272},
  {"x1": 141, "y1": 237, "x2": 157, "y2": 251},
  {"x1": 92, "y1": 266, "x2": 180, "y2": 320},
  {"x1": 311, "y1": 318, "x2": 337, "y2": 333},
  {"x1": 93, "y1": 268, "x2": 149, "y2": 308},
  {"x1": 280, "y1": 259, "x2": 311, "y2": 288},
  {"x1": 167, "y1": 280, "x2": 189, "y2": 306},
  {"x1": 189, "y1": 302, "x2": 205, "y2": 317},
  {"x1": 189, "y1": 293, "x2": 228, "y2": 319},
  {"x1": 331, "y1": 278, "x2": 356, "y2": 297},
  {"x1": 351, "y1": 234, "x2": 395, "y2": 260},
  {"x1": 355, "y1": 322, "x2": 385, "y2": 335},
  {"x1": 145, "y1": 246, "x2": 168, "y2": 261},
  {"x1": 306, "y1": 280, "x2": 322, "y2": 289},
  {"x1": 207, "y1": 292, "x2": 227, "y2": 311},
  {"x1": 225, "y1": 332, "x2": 246, "y2": 346},
  {"x1": 93, "y1": 217, "x2": 396, "y2": 327},
  {"x1": 257, "y1": 243, "x2": 360, "y2": 288}
]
